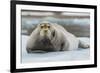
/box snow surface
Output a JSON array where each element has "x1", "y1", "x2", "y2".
[{"x1": 21, "y1": 35, "x2": 90, "y2": 63}]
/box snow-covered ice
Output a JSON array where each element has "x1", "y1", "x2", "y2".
[{"x1": 21, "y1": 35, "x2": 90, "y2": 63}]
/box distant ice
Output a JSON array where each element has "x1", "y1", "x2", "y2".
[{"x1": 21, "y1": 35, "x2": 90, "y2": 63}]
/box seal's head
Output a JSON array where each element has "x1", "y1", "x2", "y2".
[{"x1": 38, "y1": 21, "x2": 55, "y2": 41}]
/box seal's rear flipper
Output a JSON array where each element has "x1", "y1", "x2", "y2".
[{"x1": 79, "y1": 40, "x2": 90, "y2": 49}]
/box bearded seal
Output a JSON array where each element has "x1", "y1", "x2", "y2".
[{"x1": 26, "y1": 21, "x2": 89, "y2": 53}]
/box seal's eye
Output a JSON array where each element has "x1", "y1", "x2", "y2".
[
  {"x1": 48, "y1": 26, "x2": 50, "y2": 28},
  {"x1": 41, "y1": 26, "x2": 44, "y2": 29}
]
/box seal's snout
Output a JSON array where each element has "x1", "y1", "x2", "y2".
[{"x1": 44, "y1": 30, "x2": 48, "y2": 33}]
